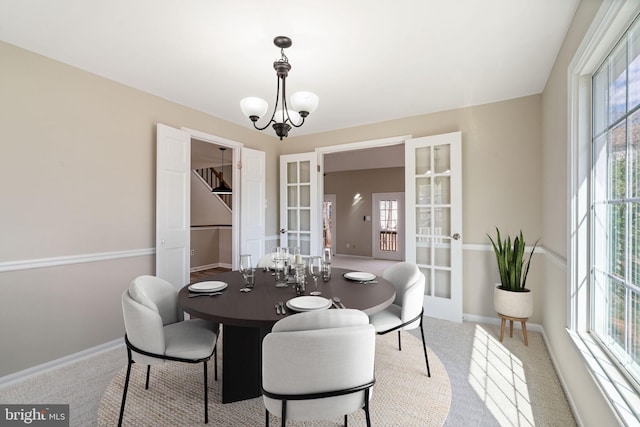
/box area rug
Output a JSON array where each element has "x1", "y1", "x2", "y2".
[{"x1": 98, "y1": 332, "x2": 451, "y2": 426}]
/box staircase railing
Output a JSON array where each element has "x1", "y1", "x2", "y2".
[{"x1": 194, "y1": 167, "x2": 232, "y2": 210}]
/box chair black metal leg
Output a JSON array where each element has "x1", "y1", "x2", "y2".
[
  {"x1": 281, "y1": 400, "x2": 287, "y2": 427},
  {"x1": 145, "y1": 365, "x2": 151, "y2": 389},
  {"x1": 203, "y1": 361, "x2": 209, "y2": 424},
  {"x1": 265, "y1": 409, "x2": 270, "y2": 427},
  {"x1": 364, "y1": 388, "x2": 371, "y2": 427},
  {"x1": 419, "y1": 318, "x2": 431, "y2": 377},
  {"x1": 344, "y1": 414, "x2": 348, "y2": 426},
  {"x1": 117, "y1": 361, "x2": 133, "y2": 427},
  {"x1": 397, "y1": 330, "x2": 402, "y2": 351}
]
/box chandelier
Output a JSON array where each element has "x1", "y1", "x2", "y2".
[{"x1": 240, "y1": 36, "x2": 319, "y2": 140}]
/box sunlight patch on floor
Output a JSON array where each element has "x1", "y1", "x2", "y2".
[{"x1": 468, "y1": 325, "x2": 534, "y2": 426}]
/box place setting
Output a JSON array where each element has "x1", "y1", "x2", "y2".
[
  {"x1": 187, "y1": 280, "x2": 228, "y2": 297},
  {"x1": 343, "y1": 271, "x2": 378, "y2": 284}
]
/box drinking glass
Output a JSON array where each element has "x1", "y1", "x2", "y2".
[
  {"x1": 322, "y1": 247, "x2": 332, "y2": 265},
  {"x1": 308, "y1": 256, "x2": 322, "y2": 295},
  {"x1": 239, "y1": 254, "x2": 253, "y2": 290}
]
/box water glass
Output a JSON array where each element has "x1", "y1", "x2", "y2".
[
  {"x1": 322, "y1": 247, "x2": 332, "y2": 265},
  {"x1": 244, "y1": 268, "x2": 255, "y2": 288},
  {"x1": 322, "y1": 262, "x2": 331, "y2": 282}
]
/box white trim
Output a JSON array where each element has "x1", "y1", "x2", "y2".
[
  {"x1": 315, "y1": 134, "x2": 412, "y2": 155},
  {"x1": 0, "y1": 248, "x2": 155, "y2": 273},
  {"x1": 0, "y1": 338, "x2": 124, "y2": 388}
]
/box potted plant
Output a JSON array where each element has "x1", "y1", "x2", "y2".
[{"x1": 487, "y1": 227, "x2": 539, "y2": 318}]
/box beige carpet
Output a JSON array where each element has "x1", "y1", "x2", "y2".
[{"x1": 98, "y1": 332, "x2": 451, "y2": 426}]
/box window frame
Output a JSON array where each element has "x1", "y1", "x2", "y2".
[{"x1": 569, "y1": 1, "x2": 640, "y2": 424}]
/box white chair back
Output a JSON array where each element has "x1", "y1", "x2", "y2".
[
  {"x1": 262, "y1": 310, "x2": 375, "y2": 422},
  {"x1": 121, "y1": 275, "x2": 181, "y2": 365},
  {"x1": 382, "y1": 262, "x2": 425, "y2": 329}
]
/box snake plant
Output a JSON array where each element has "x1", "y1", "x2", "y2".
[{"x1": 487, "y1": 227, "x2": 539, "y2": 292}]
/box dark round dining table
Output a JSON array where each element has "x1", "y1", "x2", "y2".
[{"x1": 179, "y1": 267, "x2": 395, "y2": 403}]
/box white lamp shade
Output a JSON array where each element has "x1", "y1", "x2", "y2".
[
  {"x1": 274, "y1": 109, "x2": 301, "y2": 125},
  {"x1": 240, "y1": 97, "x2": 268, "y2": 118},
  {"x1": 290, "y1": 91, "x2": 319, "y2": 114}
]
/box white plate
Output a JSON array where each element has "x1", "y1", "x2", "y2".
[
  {"x1": 344, "y1": 272, "x2": 376, "y2": 282},
  {"x1": 286, "y1": 296, "x2": 331, "y2": 312},
  {"x1": 188, "y1": 281, "x2": 228, "y2": 293}
]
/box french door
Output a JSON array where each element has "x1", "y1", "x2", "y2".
[
  {"x1": 405, "y1": 132, "x2": 463, "y2": 322},
  {"x1": 279, "y1": 153, "x2": 319, "y2": 257}
]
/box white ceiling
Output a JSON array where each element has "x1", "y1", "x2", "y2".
[{"x1": 0, "y1": 0, "x2": 579, "y2": 139}]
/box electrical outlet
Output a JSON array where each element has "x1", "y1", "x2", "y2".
[{"x1": 190, "y1": 249, "x2": 195, "y2": 256}]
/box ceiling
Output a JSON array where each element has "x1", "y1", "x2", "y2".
[{"x1": 0, "y1": 0, "x2": 579, "y2": 139}]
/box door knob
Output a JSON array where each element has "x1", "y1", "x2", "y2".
[
  {"x1": 280, "y1": 228, "x2": 286, "y2": 234},
  {"x1": 452, "y1": 233, "x2": 461, "y2": 240}
]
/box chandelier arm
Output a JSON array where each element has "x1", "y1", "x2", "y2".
[
  {"x1": 281, "y1": 79, "x2": 304, "y2": 128},
  {"x1": 289, "y1": 115, "x2": 307, "y2": 128},
  {"x1": 250, "y1": 75, "x2": 283, "y2": 131}
]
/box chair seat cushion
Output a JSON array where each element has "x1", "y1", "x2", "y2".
[
  {"x1": 163, "y1": 319, "x2": 218, "y2": 360},
  {"x1": 368, "y1": 304, "x2": 403, "y2": 333}
]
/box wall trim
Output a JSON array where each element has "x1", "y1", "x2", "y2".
[
  {"x1": 0, "y1": 338, "x2": 124, "y2": 388},
  {"x1": 0, "y1": 248, "x2": 155, "y2": 273}
]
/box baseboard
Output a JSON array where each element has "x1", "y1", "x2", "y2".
[
  {"x1": 0, "y1": 338, "x2": 124, "y2": 388},
  {"x1": 190, "y1": 262, "x2": 232, "y2": 272}
]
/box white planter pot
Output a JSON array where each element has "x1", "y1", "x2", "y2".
[{"x1": 493, "y1": 285, "x2": 533, "y2": 318}]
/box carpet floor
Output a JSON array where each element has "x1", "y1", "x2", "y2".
[{"x1": 98, "y1": 332, "x2": 451, "y2": 426}]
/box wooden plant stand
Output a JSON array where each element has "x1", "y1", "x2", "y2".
[{"x1": 498, "y1": 313, "x2": 528, "y2": 346}]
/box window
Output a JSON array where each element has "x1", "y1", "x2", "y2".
[
  {"x1": 570, "y1": 2, "x2": 640, "y2": 423},
  {"x1": 591, "y1": 13, "x2": 640, "y2": 388}
]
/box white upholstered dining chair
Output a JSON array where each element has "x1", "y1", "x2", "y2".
[
  {"x1": 262, "y1": 309, "x2": 376, "y2": 427},
  {"x1": 119, "y1": 275, "x2": 219, "y2": 426},
  {"x1": 368, "y1": 262, "x2": 431, "y2": 377}
]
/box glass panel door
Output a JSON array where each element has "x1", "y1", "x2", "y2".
[{"x1": 406, "y1": 132, "x2": 462, "y2": 322}]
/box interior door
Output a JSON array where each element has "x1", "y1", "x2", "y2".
[
  {"x1": 405, "y1": 131, "x2": 463, "y2": 322},
  {"x1": 280, "y1": 152, "x2": 319, "y2": 257},
  {"x1": 372, "y1": 192, "x2": 404, "y2": 261},
  {"x1": 156, "y1": 123, "x2": 190, "y2": 289},
  {"x1": 240, "y1": 147, "x2": 266, "y2": 264}
]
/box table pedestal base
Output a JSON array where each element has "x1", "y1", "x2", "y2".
[{"x1": 222, "y1": 324, "x2": 270, "y2": 403}]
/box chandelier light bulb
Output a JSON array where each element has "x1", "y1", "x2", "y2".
[
  {"x1": 240, "y1": 97, "x2": 268, "y2": 121},
  {"x1": 290, "y1": 91, "x2": 319, "y2": 117}
]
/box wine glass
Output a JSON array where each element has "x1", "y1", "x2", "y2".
[{"x1": 308, "y1": 256, "x2": 322, "y2": 295}]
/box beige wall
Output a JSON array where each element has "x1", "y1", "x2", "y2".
[
  {"x1": 325, "y1": 167, "x2": 404, "y2": 256},
  {"x1": 0, "y1": 40, "x2": 276, "y2": 376}
]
